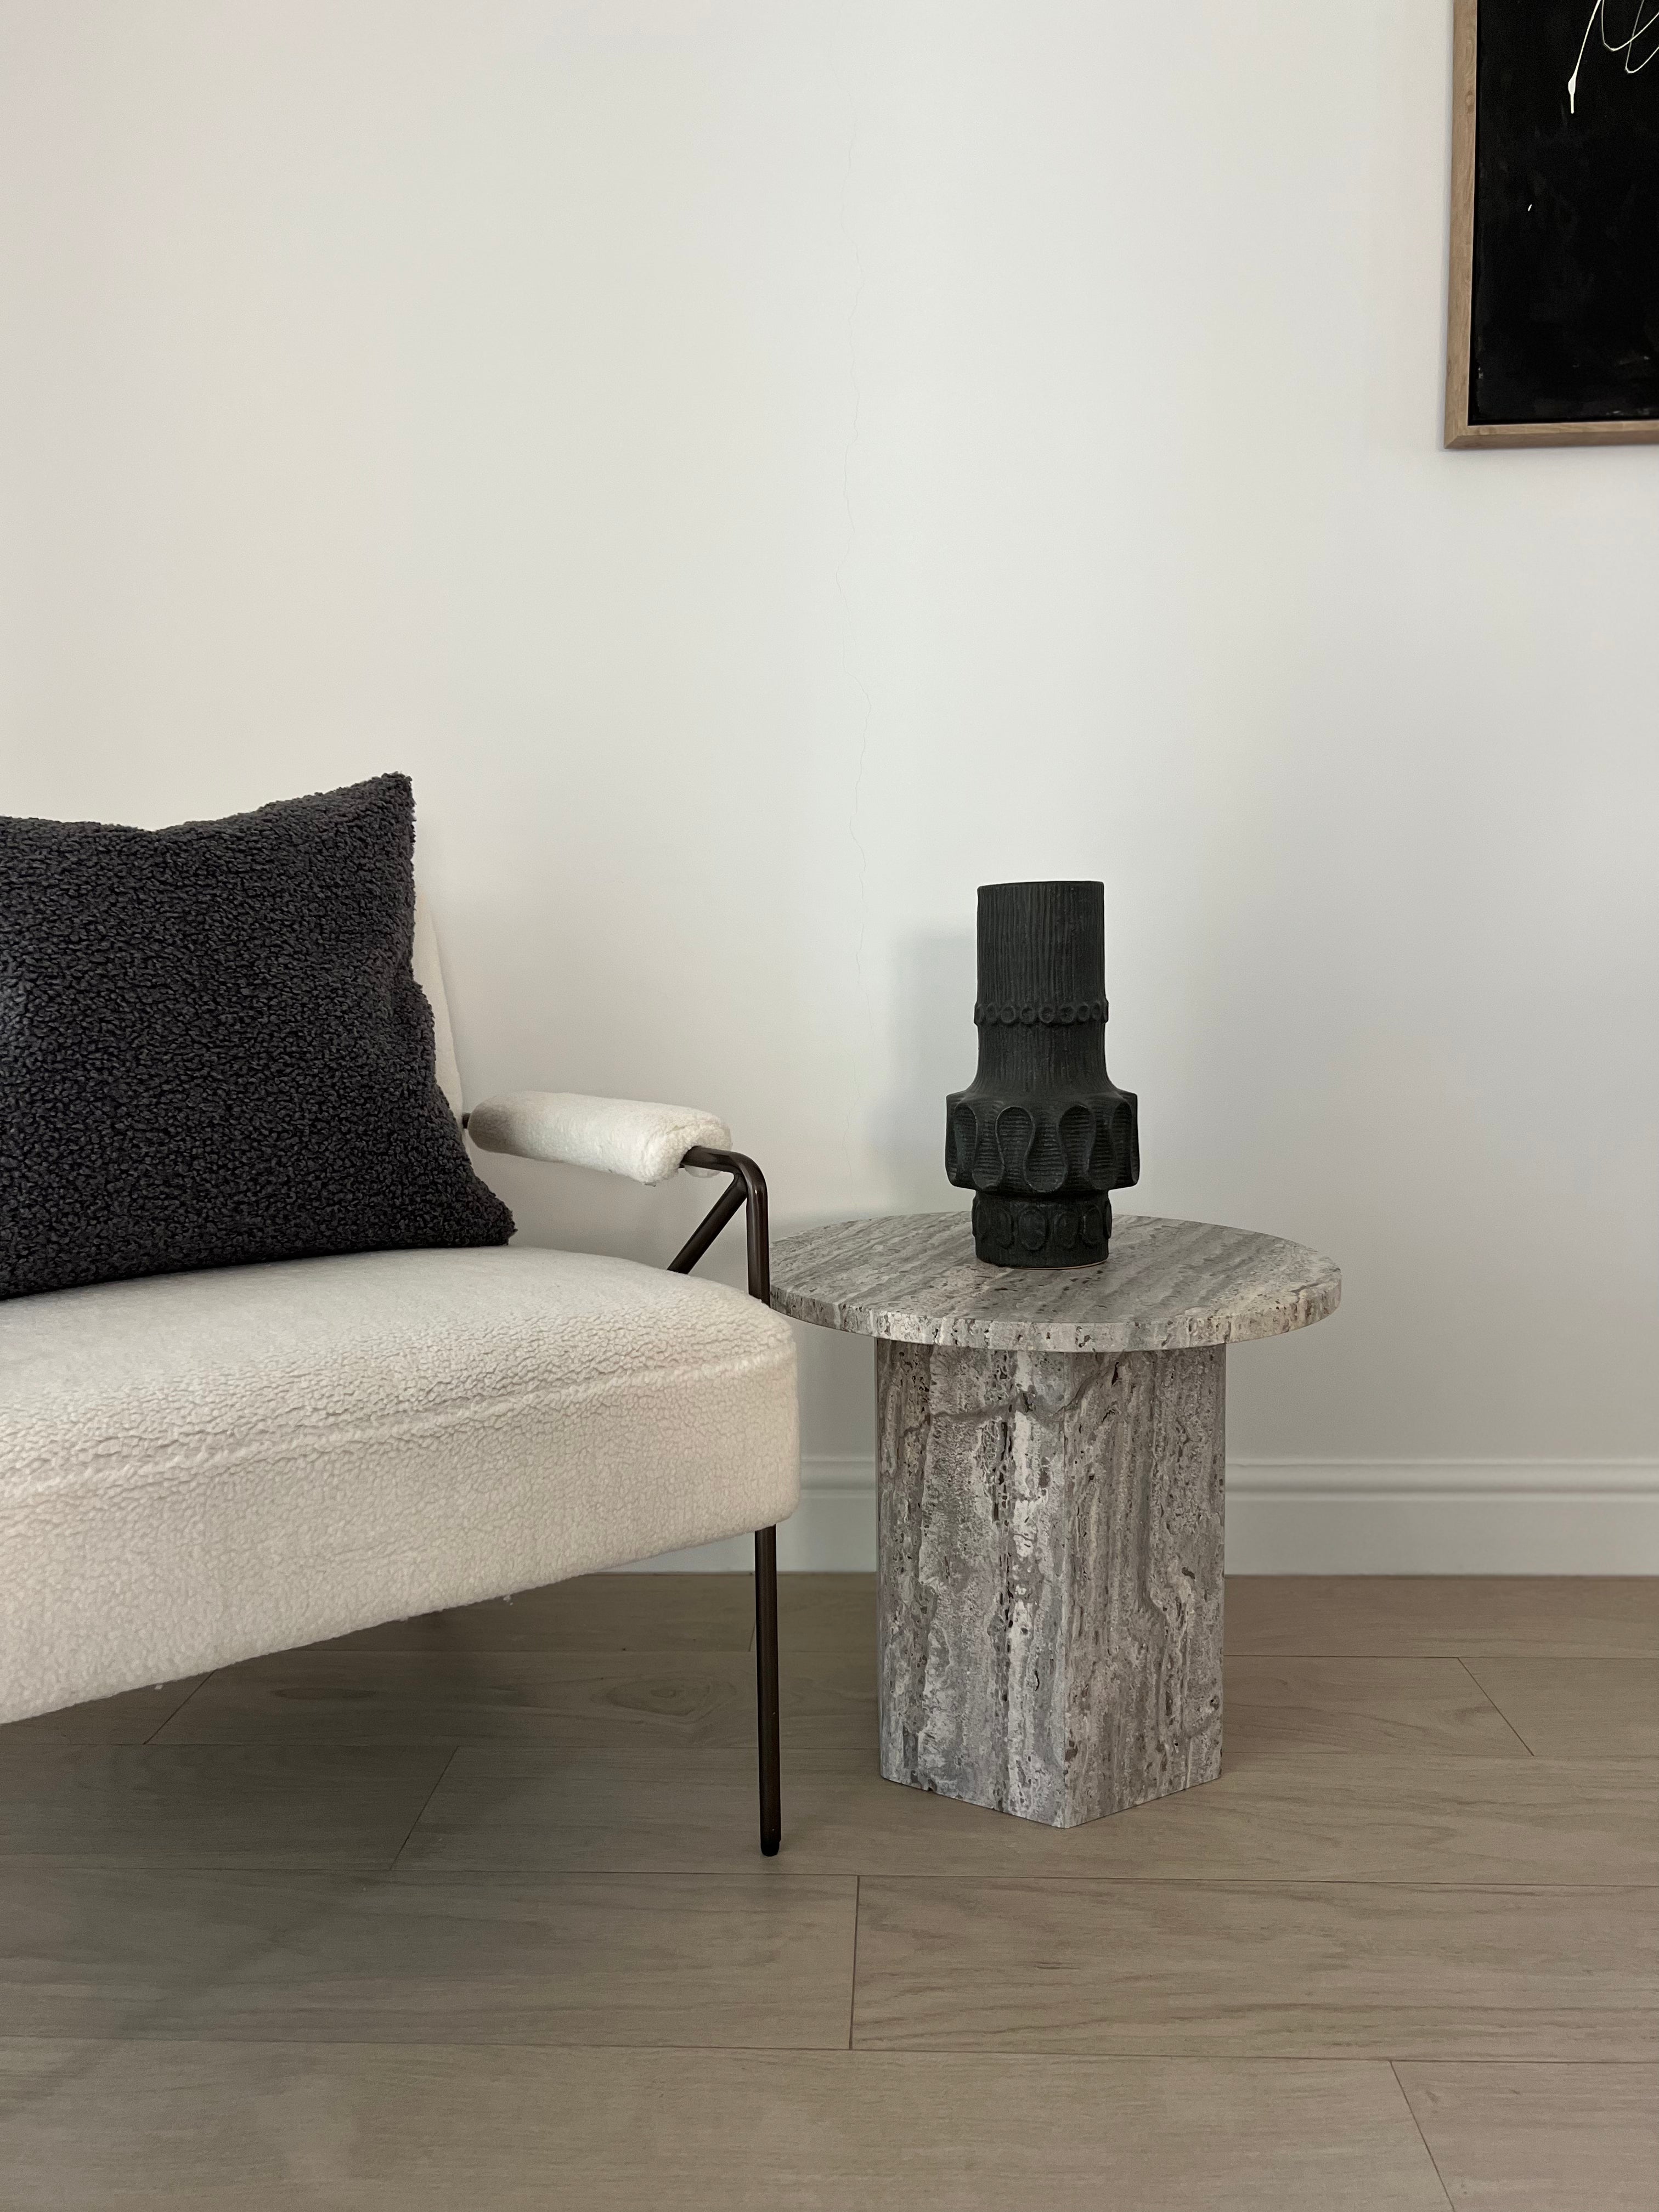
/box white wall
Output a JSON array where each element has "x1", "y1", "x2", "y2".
[{"x1": 3, "y1": 1, "x2": 1655, "y2": 1567}]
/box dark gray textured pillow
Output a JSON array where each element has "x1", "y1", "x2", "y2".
[{"x1": 0, "y1": 771, "x2": 514, "y2": 1299}]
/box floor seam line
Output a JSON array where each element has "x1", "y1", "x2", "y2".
[
  {"x1": 142, "y1": 1673, "x2": 218, "y2": 1745},
  {"x1": 848, "y1": 1874, "x2": 860, "y2": 2050},
  {"x1": 1389, "y1": 2058, "x2": 1457, "y2": 2210},
  {"x1": 386, "y1": 1746, "x2": 462, "y2": 1868},
  {"x1": 1454, "y1": 1656, "x2": 1539, "y2": 1756},
  {"x1": 839, "y1": 1875, "x2": 1659, "y2": 1890},
  {"x1": 2, "y1": 2033, "x2": 1652, "y2": 2059}
]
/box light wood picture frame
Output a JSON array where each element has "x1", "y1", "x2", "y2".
[{"x1": 1445, "y1": 0, "x2": 1659, "y2": 449}]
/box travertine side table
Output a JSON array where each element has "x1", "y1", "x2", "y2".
[{"x1": 770, "y1": 1212, "x2": 1340, "y2": 1829}]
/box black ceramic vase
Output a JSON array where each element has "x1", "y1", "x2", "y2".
[{"x1": 945, "y1": 881, "x2": 1139, "y2": 1267}]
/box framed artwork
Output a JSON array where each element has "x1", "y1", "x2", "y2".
[{"x1": 1446, "y1": 0, "x2": 1659, "y2": 447}]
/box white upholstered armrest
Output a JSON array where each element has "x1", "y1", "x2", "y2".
[{"x1": 466, "y1": 1091, "x2": 732, "y2": 1187}]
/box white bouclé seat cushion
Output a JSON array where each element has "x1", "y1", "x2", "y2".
[{"x1": 0, "y1": 1246, "x2": 799, "y2": 1724}]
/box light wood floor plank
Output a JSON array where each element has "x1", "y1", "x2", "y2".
[
  {"x1": 776, "y1": 1573, "x2": 879, "y2": 1654},
  {"x1": 313, "y1": 1573, "x2": 755, "y2": 1653},
  {"x1": 1224, "y1": 1657, "x2": 1532, "y2": 1757},
  {"x1": 1226, "y1": 1577, "x2": 1659, "y2": 1657},
  {"x1": 1395, "y1": 2061, "x2": 1659, "y2": 2210},
  {"x1": 5, "y1": 1573, "x2": 1653, "y2": 2205},
  {"x1": 774, "y1": 1574, "x2": 1659, "y2": 1659},
  {"x1": 395, "y1": 1745, "x2": 1658, "y2": 1884},
  {"x1": 149, "y1": 1645, "x2": 1558, "y2": 1768},
  {"x1": 0, "y1": 2042, "x2": 1452, "y2": 2210},
  {"x1": 0, "y1": 1865, "x2": 855, "y2": 2049},
  {"x1": 150, "y1": 1649, "x2": 876, "y2": 1753},
  {"x1": 851, "y1": 1878, "x2": 1659, "y2": 2058},
  {"x1": 0, "y1": 1680, "x2": 206, "y2": 1747},
  {"x1": 1459, "y1": 1658, "x2": 1659, "y2": 1758},
  {"x1": 0, "y1": 1746, "x2": 453, "y2": 1867}
]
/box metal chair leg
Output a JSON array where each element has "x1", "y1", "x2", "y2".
[
  {"x1": 673, "y1": 1149, "x2": 783, "y2": 1856},
  {"x1": 754, "y1": 1525, "x2": 781, "y2": 1855}
]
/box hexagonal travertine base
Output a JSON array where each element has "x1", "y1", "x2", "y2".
[{"x1": 876, "y1": 1338, "x2": 1225, "y2": 1827}]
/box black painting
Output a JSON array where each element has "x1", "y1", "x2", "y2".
[{"x1": 1471, "y1": 1, "x2": 1659, "y2": 424}]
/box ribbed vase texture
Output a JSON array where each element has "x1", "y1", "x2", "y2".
[{"x1": 945, "y1": 880, "x2": 1139, "y2": 1267}]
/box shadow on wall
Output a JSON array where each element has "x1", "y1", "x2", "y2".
[{"x1": 876, "y1": 929, "x2": 977, "y2": 1212}]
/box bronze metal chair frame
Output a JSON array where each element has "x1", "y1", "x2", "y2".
[{"x1": 670, "y1": 1147, "x2": 781, "y2": 1856}]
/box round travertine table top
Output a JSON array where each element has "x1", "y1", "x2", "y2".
[{"x1": 769, "y1": 1211, "x2": 1340, "y2": 1356}]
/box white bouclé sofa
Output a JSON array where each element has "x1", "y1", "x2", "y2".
[{"x1": 0, "y1": 898, "x2": 799, "y2": 1848}]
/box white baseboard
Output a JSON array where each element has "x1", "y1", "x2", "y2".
[
  {"x1": 631, "y1": 1456, "x2": 1659, "y2": 1575},
  {"x1": 1221, "y1": 1459, "x2": 1659, "y2": 1573}
]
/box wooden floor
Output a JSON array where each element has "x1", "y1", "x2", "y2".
[{"x1": 1, "y1": 1576, "x2": 1654, "y2": 2209}]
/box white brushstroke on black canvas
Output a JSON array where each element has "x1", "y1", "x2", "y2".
[{"x1": 1569, "y1": 0, "x2": 1659, "y2": 114}]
